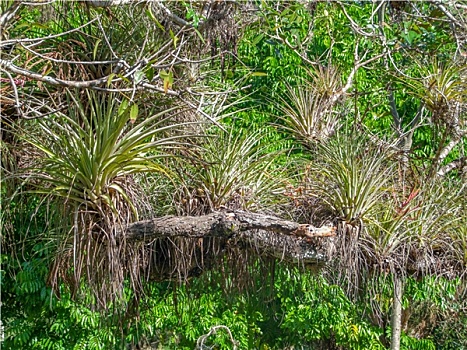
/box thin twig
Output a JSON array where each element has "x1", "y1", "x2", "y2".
[
  {"x1": 0, "y1": 58, "x2": 122, "y2": 88},
  {"x1": 195, "y1": 325, "x2": 238, "y2": 350},
  {"x1": 20, "y1": 43, "x2": 121, "y2": 65},
  {"x1": 0, "y1": 69, "x2": 23, "y2": 117}
]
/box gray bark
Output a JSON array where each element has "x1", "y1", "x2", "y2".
[
  {"x1": 122, "y1": 210, "x2": 337, "y2": 264},
  {"x1": 390, "y1": 275, "x2": 403, "y2": 350},
  {"x1": 88, "y1": 0, "x2": 133, "y2": 7}
]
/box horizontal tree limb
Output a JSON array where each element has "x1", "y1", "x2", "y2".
[
  {"x1": 123, "y1": 210, "x2": 337, "y2": 264},
  {"x1": 124, "y1": 210, "x2": 336, "y2": 241}
]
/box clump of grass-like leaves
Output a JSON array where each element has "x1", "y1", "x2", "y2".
[
  {"x1": 303, "y1": 133, "x2": 466, "y2": 344},
  {"x1": 309, "y1": 134, "x2": 396, "y2": 225},
  {"x1": 142, "y1": 128, "x2": 288, "y2": 285},
  {"x1": 275, "y1": 66, "x2": 343, "y2": 148},
  {"x1": 171, "y1": 128, "x2": 287, "y2": 215},
  {"x1": 402, "y1": 59, "x2": 466, "y2": 127},
  {"x1": 361, "y1": 181, "x2": 464, "y2": 275},
  {"x1": 22, "y1": 90, "x2": 187, "y2": 308},
  {"x1": 302, "y1": 133, "x2": 397, "y2": 295},
  {"x1": 361, "y1": 180, "x2": 466, "y2": 331}
]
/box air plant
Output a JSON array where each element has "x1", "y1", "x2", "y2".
[
  {"x1": 171, "y1": 128, "x2": 287, "y2": 215},
  {"x1": 309, "y1": 134, "x2": 396, "y2": 225},
  {"x1": 22, "y1": 89, "x2": 190, "y2": 308},
  {"x1": 275, "y1": 66, "x2": 343, "y2": 148}
]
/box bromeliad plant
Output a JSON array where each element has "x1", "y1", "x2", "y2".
[
  {"x1": 171, "y1": 128, "x2": 286, "y2": 216},
  {"x1": 136, "y1": 127, "x2": 288, "y2": 286},
  {"x1": 309, "y1": 134, "x2": 396, "y2": 225},
  {"x1": 305, "y1": 132, "x2": 465, "y2": 349},
  {"x1": 361, "y1": 179, "x2": 464, "y2": 277},
  {"x1": 399, "y1": 58, "x2": 467, "y2": 178},
  {"x1": 362, "y1": 180, "x2": 465, "y2": 349},
  {"x1": 23, "y1": 90, "x2": 187, "y2": 308},
  {"x1": 402, "y1": 59, "x2": 466, "y2": 128},
  {"x1": 303, "y1": 133, "x2": 397, "y2": 300},
  {"x1": 275, "y1": 66, "x2": 343, "y2": 148}
]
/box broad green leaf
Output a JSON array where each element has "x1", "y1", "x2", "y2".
[
  {"x1": 118, "y1": 99, "x2": 129, "y2": 116},
  {"x1": 159, "y1": 70, "x2": 169, "y2": 79}
]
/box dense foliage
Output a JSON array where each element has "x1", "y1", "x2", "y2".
[{"x1": 1, "y1": 1, "x2": 466, "y2": 349}]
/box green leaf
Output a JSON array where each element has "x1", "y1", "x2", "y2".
[
  {"x1": 116, "y1": 74, "x2": 131, "y2": 83},
  {"x1": 92, "y1": 39, "x2": 102, "y2": 60},
  {"x1": 30, "y1": 22, "x2": 49, "y2": 30},
  {"x1": 169, "y1": 29, "x2": 179, "y2": 48},
  {"x1": 251, "y1": 33, "x2": 264, "y2": 46},
  {"x1": 134, "y1": 70, "x2": 145, "y2": 84},
  {"x1": 129, "y1": 104, "x2": 138, "y2": 124},
  {"x1": 159, "y1": 70, "x2": 169, "y2": 79},
  {"x1": 106, "y1": 73, "x2": 115, "y2": 87},
  {"x1": 145, "y1": 66, "x2": 154, "y2": 81},
  {"x1": 160, "y1": 70, "x2": 174, "y2": 93},
  {"x1": 146, "y1": 7, "x2": 165, "y2": 31},
  {"x1": 193, "y1": 28, "x2": 205, "y2": 44},
  {"x1": 118, "y1": 98, "x2": 129, "y2": 116}
]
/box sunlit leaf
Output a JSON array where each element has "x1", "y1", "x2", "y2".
[
  {"x1": 129, "y1": 104, "x2": 138, "y2": 124},
  {"x1": 133, "y1": 70, "x2": 145, "y2": 84}
]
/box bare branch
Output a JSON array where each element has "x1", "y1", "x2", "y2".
[
  {"x1": 336, "y1": 1, "x2": 377, "y2": 38},
  {"x1": 267, "y1": 33, "x2": 319, "y2": 67},
  {"x1": 330, "y1": 44, "x2": 386, "y2": 105},
  {"x1": 19, "y1": 44, "x2": 120, "y2": 65},
  {"x1": 0, "y1": 1, "x2": 22, "y2": 35},
  {"x1": 153, "y1": 1, "x2": 192, "y2": 28},
  {"x1": 1, "y1": 17, "x2": 99, "y2": 47},
  {"x1": 433, "y1": 130, "x2": 467, "y2": 173},
  {"x1": 0, "y1": 69, "x2": 23, "y2": 117},
  {"x1": 196, "y1": 325, "x2": 238, "y2": 350},
  {"x1": 96, "y1": 15, "x2": 119, "y2": 60},
  {"x1": 123, "y1": 210, "x2": 336, "y2": 242},
  {"x1": 20, "y1": 0, "x2": 57, "y2": 5},
  {"x1": 437, "y1": 156, "x2": 467, "y2": 177},
  {"x1": 0, "y1": 58, "x2": 123, "y2": 88},
  {"x1": 88, "y1": 0, "x2": 133, "y2": 7},
  {"x1": 389, "y1": 88, "x2": 401, "y2": 134},
  {"x1": 121, "y1": 210, "x2": 336, "y2": 264},
  {"x1": 434, "y1": 1, "x2": 464, "y2": 27}
]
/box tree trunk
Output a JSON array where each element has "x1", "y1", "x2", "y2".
[{"x1": 390, "y1": 274, "x2": 404, "y2": 350}]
